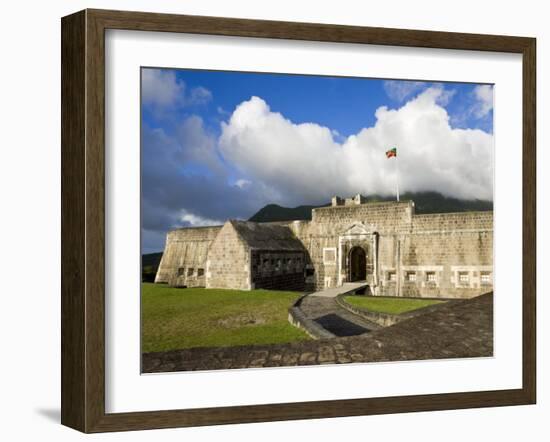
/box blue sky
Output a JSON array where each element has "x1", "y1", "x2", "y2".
[
  {"x1": 142, "y1": 69, "x2": 493, "y2": 137},
  {"x1": 141, "y1": 68, "x2": 494, "y2": 253}
]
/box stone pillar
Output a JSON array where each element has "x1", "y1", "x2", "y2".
[
  {"x1": 396, "y1": 237, "x2": 402, "y2": 297},
  {"x1": 372, "y1": 232, "x2": 379, "y2": 288},
  {"x1": 338, "y1": 237, "x2": 343, "y2": 286}
]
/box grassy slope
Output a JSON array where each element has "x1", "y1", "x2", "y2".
[
  {"x1": 141, "y1": 283, "x2": 310, "y2": 352},
  {"x1": 344, "y1": 296, "x2": 445, "y2": 315}
]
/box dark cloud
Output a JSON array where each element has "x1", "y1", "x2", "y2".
[{"x1": 141, "y1": 121, "x2": 277, "y2": 252}]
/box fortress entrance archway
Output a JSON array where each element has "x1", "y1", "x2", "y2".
[{"x1": 349, "y1": 246, "x2": 367, "y2": 282}]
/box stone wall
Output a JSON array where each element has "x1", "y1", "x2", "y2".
[
  {"x1": 155, "y1": 199, "x2": 493, "y2": 298},
  {"x1": 205, "y1": 222, "x2": 251, "y2": 290},
  {"x1": 154, "y1": 226, "x2": 221, "y2": 286},
  {"x1": 377, "y1": 231, "x2": 493, "y2": 298},
  {"x1": 290, "y1": 202, "x2": 493, "y2": 298},
  {"x1": 250, "y1": 250, "x2": 306, "y2": 291},
  {"x1": 311, "y1": 200, "x2": 414, "y2": 232},
  {"x1": 411, "y1": 211, "x2": 493, "y2": 231},
  {"x1": 380, "y1": 211, "x2": 493, "y2": 298},
  {"x1": 289, "y1": 202, "x2": 414, "y2": 292}
]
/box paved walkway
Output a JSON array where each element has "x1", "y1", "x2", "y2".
[
  {"x1": 309, "y1": 281, "x2": 368, "y2": 298},
  {"x1": 299, "y1": 295, "x2": 381, "y2": 337},
  {"x1": 142, "y1": 293, "x2": 493, "y2": 373}
]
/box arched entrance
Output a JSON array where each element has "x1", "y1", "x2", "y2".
[{"x1": 349, "y1": 246, "x2": 367, "y2": 281}]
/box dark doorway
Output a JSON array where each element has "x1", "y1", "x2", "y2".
[{"x1": 349, "y1": 246, "x2": 367, "y2": 281}]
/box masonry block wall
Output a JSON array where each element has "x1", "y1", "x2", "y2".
[
  {"x1": 250, "y1": 251, "x2": 306, "y2": 291},
  {"x1": 154, "y1": 226, "x2": 221, "y2": 286},
  {"x1": 205, "y1": 222, "x2": 251, "y2": 290},
  {"x1": 155, "y1": 198, "x2": 493, "y2": 298},
  {"x1": 288, "y1": 201, "x2": 493, "y2": 298},
  {"x1": 377, "y1": 216, "x2": 493, "y2": 298},
  {"x1": 289, "y1": 202, "x2": 415, "y2": 293}
]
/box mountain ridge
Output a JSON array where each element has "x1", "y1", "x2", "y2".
[{"x1": 248, "y1": 191, "x2": 492, "y2": 223}]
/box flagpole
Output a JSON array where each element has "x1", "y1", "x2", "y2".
[{"x1": 396, "y1": 153, "x2": 400, "y2": 202}]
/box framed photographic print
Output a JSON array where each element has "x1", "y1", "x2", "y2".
[{"x1": 61, "y1": 9, "x2": 536, "y2": 433}]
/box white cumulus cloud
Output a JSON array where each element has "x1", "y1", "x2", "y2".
[
  {"x1": 180, "y1": 210, "x2": 222, "y2": 227},
  {"x1": 472, "y1": 85, "x2": 494, "y2": 118},
  {"x1": 219, "y1": 90, "x2": 493, "y2": 202},
  {"x1": 141, "y1": 68, "x2": 212, "y2": 110},
  {"x1": 383, "y1": 80, "x2": 426, "y2": 102},
  {"x1": 234, "y1": 179, "x2": 252, "y2": 188},
  {"x1": 142, "y1": 69, "x2": 183, "y2": 107}
]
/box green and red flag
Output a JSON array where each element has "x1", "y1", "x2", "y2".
[{"x1": 385, "y1": 147, "x2": 397, "y2": 158}]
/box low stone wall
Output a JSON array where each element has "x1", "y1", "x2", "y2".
[
  {"x1": 377, "y1": 284, "x2": 487, "y2": 299},
  {"x1": 336, "y1": 294, "x2": 456, "y2": 327},
  {"x1": 287, "y1": 295, "x2": 335, "y2": 339}
]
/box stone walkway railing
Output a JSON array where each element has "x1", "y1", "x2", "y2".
[
  {"x1": 335, "y1": 294, "x2": 456, "y2": 327},
  {"x1": 288, "y1": 282, "x2": 377, "y2": 338}
]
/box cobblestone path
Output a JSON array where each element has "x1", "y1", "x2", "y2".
[
  {"x1": 142, "y1": 292, "x2": 493, "y2": 373},
  {"x1": 299, "y1": 295, "x2": 381, "y2": 337}
]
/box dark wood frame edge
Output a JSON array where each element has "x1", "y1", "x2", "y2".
[{"x1": 61, "y1": 9, "x2": 536, "y2": 433}]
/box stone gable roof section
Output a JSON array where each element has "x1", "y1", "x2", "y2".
[
  {"x1": 167, "y1": 225, "x2": 222, "y2": 241},
  {"x1": 229, "y1": 220, "x2": 306, "y2": 251}
]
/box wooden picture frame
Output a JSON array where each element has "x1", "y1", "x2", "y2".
[{"x1": 61, "y1": 8, "x2": 536, "y2": 433}]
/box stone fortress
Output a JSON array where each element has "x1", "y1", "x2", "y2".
[{"x1": 155, "y1": 195, "x2": 493, "y2": 299}]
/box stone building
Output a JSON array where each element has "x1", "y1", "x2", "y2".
[{"x1": 155, "y1": 195, "x2": 493, "y2": 298}]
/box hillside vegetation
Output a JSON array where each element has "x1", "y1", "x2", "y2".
[
  {"x1": 142, "y1": 252, "x2": 163, "y2": 282},
  {"x1": 249, "y1": 191, "x2": 492, "y2": 223}
]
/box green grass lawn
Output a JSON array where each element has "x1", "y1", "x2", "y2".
[
  {"x1": 141, "y1": 283, "x2": 310, "y2": 352},
  {"x1": 343, "y1": 295, "x2": 446, "y2": 315}
]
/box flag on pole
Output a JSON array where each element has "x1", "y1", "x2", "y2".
[{"x1": 385, "y1": 147, "x2": 399, "y2": 201}]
